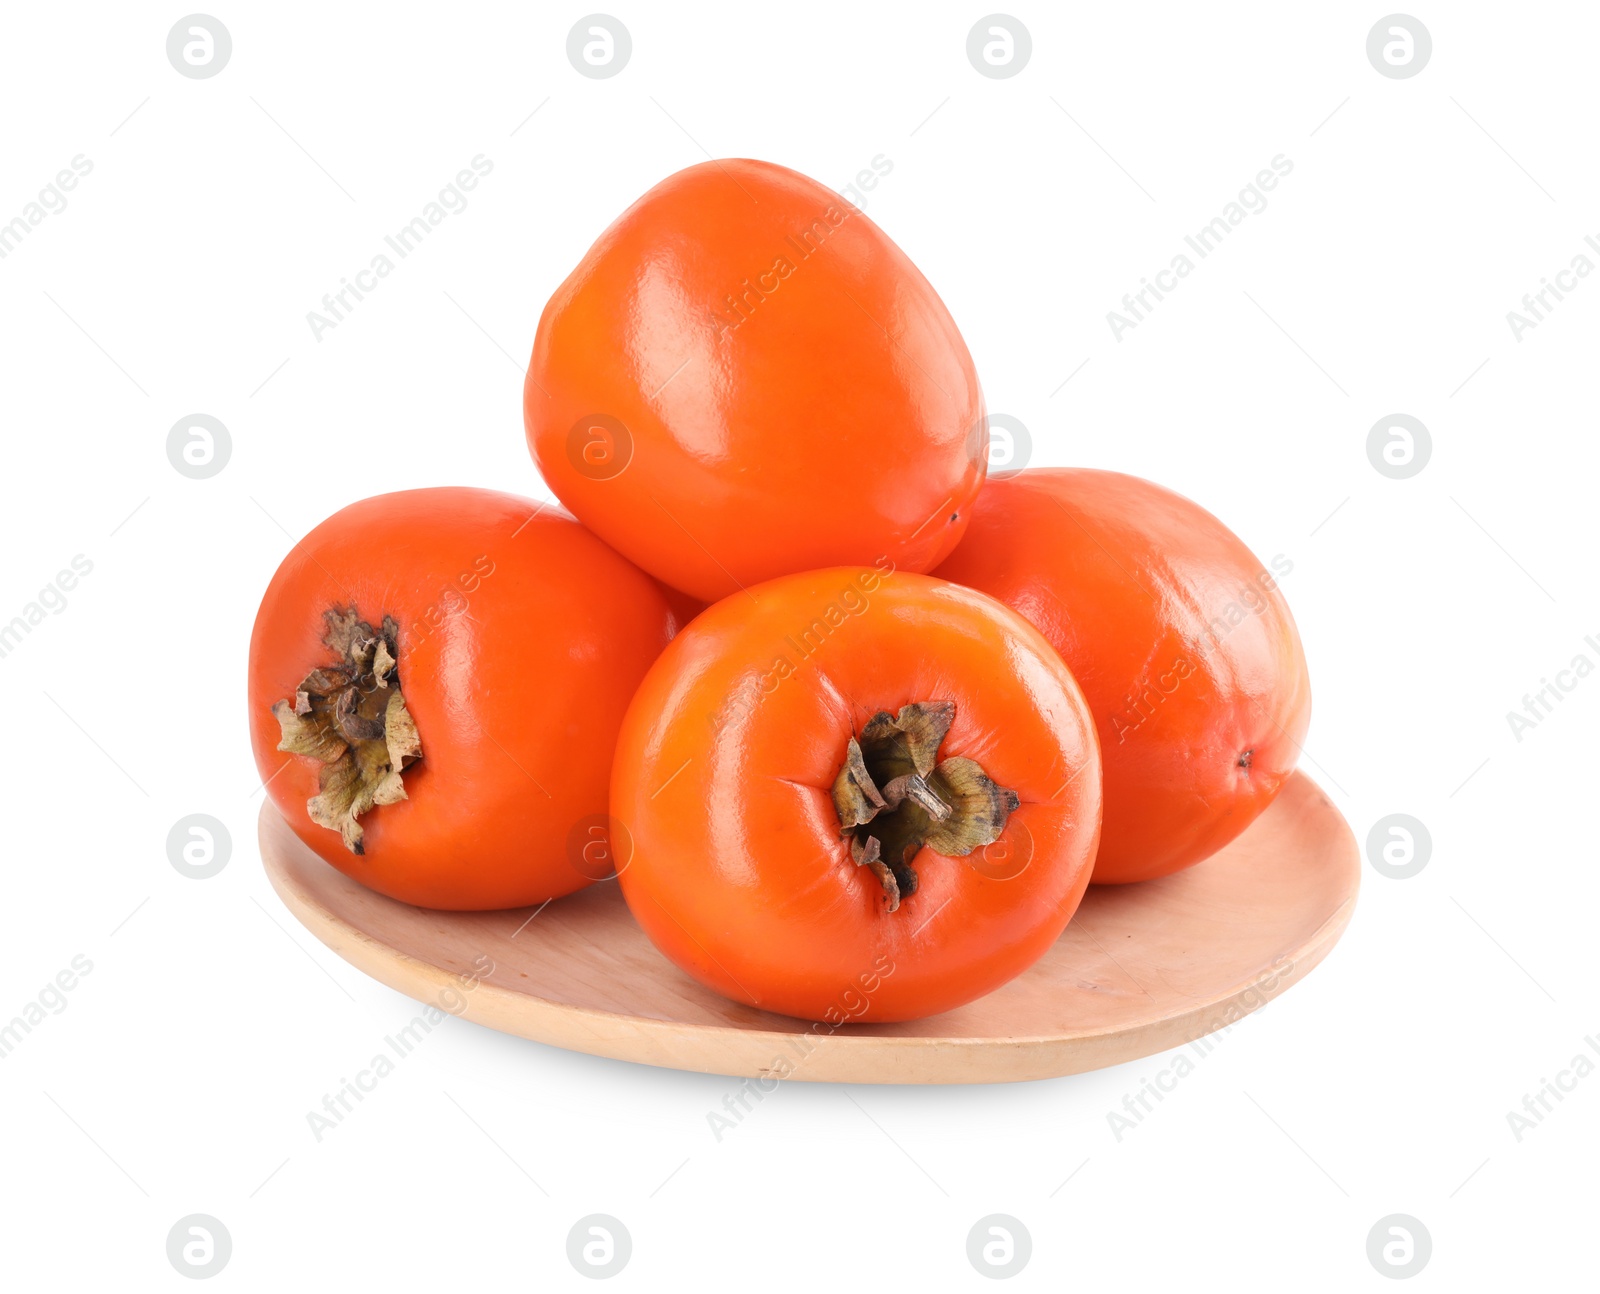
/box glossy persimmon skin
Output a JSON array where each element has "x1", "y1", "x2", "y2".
[
  {"x1": 611, "y1": 568, "x2": 1102, "y2": 1024},
  {"x1": 934, "y1": 469, "x2": 1312, "y2": 884},
  {"x1": 247, "y1": 487, "x2": 675, "y2": 910},
  {"x1": 525, "y1": 158, "x2": 986, "y2": 603}
]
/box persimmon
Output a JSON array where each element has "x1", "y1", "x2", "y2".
[
  {"x1": 934, "y1": 469, "x2": 1311, "y2": 884},
  {"x1": 247, "y1": 487, "x2": 677, "y2": 910},
  {"x1": 610, "y1": 566, "x2": 1102, "y2": 1023},
  {"x1": 524, "y1": 158, "x2": 987, "y2": 603}
]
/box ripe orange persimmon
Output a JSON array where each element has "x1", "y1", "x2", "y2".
[
  {"x1": 525, "y1": 158, "x2": 986, "y2": 603},
  {"x1": 247, "y1": 487, "x2": 677, "y2": 910},
  {"x1": 934, "y1": 468, "x2": 1311, "y2": 884},
  {"x1": 610, "y1": 566, "x2": 1102, "y2": 1023}
]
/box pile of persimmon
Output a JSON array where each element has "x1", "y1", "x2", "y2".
[{"x1": 249, "y1": 158, "x2": 1309, "y2": 1024}]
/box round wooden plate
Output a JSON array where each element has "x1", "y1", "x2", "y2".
[{"x1": 260, "y1": 770, "x2": 1358, "y2": 1084}]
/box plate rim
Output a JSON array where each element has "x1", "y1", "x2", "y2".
[{"x1": 260, "y1": 770, "x2": 1360, "y2": 1083}]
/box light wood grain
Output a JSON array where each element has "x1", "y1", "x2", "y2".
[{"x1": 259, "y1": 770, "x2": 1358, "y2": 1084}]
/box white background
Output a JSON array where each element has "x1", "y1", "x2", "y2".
[{"x1": 1, "y1": 1, "x2": 1594, "y2": 1288}]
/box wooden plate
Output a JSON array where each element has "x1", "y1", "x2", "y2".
[{"x1": 260, "y1": 771, "x2": 1358, "y2": 1084}]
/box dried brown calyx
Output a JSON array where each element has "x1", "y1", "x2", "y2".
[
  {"x1": 272, "y1": 607, "x2": 423, "y2": 855},
  {"x1": 830, "y1": 701, "x2": 1019, "y2": 913}
]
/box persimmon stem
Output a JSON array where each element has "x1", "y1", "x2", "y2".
[
  {"x1": 829, "y1": 701, "x2": 1019, "y2": 913},
  {"x1": 271, "y1": 607, "x2": 423, "y2": 855},
  {"x1": 903, "y1": 778, "x2": 952, "y2": 821}
]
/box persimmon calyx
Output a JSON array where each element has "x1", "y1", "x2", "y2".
[
  {"x1": 830, "y1": 701, "x2": 1020, "y2": 913},
  {"x1": 271, "y1": 607, "x2": 423, "y2": 855}
]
